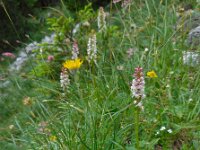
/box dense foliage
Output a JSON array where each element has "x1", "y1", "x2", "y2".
[
  {"x1": 0, "y1": 0, "x2": 109, "y2": 53},
  {"x1": 1, "y1": 0, "x2": 200, "y2": 149}
]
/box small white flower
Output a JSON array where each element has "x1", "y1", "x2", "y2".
[
  {"x1": 167, "y1": 129, "x2": 173, "y2": 133},
  {"x1": 9, "y1": 125, "x2": 14, "y2": 130},
  {"x1": 117, "y1": 65, "x2": 124, "y2": 71},
  {"x1": 82, "y1": 21, "x2": 90, "y2": 27},
  {"x1": 166, "y1": 84, "x2": 170, "y2": 88},
  {"x1": 40, "y1": 48, "x2": 43, "y2": 54},
  {"x1": 155, "y1": 131, "x2": 160, "y2": 135},
  {"x1": 72, "y1": 23, "x2": 81, "y2": 35},
  {"x1": 160, "y1": 126, "x2": 166, "y2": 131},
  {"x1": 136, "y1": 101, "x2": 144, "y2": 110},
  {"x1": 153, "y1": 119, "x2": 157, "y2": 123},
  {"x1": 189, "y1": 98, "x2": 193, "y2": 102},
  {"x1": 144, "y1": 48, "x2": 149, "y2": 52}
]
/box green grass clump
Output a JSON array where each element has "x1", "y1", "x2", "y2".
[{"x1": 1, "y1": 0, "x2": 200, "y2": 149}]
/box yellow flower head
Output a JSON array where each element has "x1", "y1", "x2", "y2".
[
  {"x1": 147, "y1": 70, "x2": 158, "y2": 78},
  {"x1": 49, "y1": 135, "x2": 57, "y2": 142},
  {"x1": 63, "y1": 58, "x2": 83, "y2": 70}
]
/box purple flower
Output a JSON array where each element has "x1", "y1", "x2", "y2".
[
  {"x1": 72, "y1": 40, "x2": 79, "y2": 60},
  {"x1": 47, "y1": 55, "x2": 54, "y2": 62}
]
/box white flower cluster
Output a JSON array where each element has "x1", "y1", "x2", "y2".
[
  {"x1": 131, "y1": 67, "x2": 145, "y2": 99},
  {"x1": 72, "y1": 41, "x2": 79, "y2": 60},
  {"x1": 97, "y1": 7, "x2": 106, "y2": 32},
  {"x1": 155, "y1": 126, "x2": 173, "y2": 135},
  {"x1": 60, "y1": 68, "x2": 70, "y2": 91},
  {"x1": 87, "y1": 33, "x2": 97, "y2": 63},
  {"x1": 131, "y1": 67, "x2": 145, "y2": 110}
]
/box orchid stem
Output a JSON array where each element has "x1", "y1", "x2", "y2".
[{"x1": 135, "y1": 106, "x2": 140, "y2": 150}]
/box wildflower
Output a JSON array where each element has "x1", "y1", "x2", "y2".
[
  {"x1": 72, "y1": 23, "x2": 81, "y2": 35},
  {"x1": 117, "y1": 65, "x2": 124, "y2": 71},
  {"x1": 147, "y1": 70, "x2": 158, "y2": 78},
  {"x1": 87, "y1": 32, "x2": 97, "y2": 63},
  {"x1": 160, "y1": 126, "x2": 166, "y2": 131},
  {"x1": 136, "y1": 101, "x2": 144, "y2": 110},
  {"x1": 98, "y1": 7, "x2": 106, "y2": 32},
  {"x1": 65, "y1": 38, "x2": 71, "y2": 46},
  {"x1": 131, "y1": 67, "x2": 145, "y2": 109},
  {"x1": 126, "y1": 48, "x2": 134, "y2": 58},
  {"x1": 71, "y1": 41, "x2": 79, "y2": 60},
  {"x1": 23, "y1": 97, "x2": 32, "y2": 106},
  {"x1": 131, "y1": 67, "x2": 145, "y2": 99},
  {"x1": 49, "y1": 135, "x2": 57, "y2": 142},
  {"x1": 47, "y1": 55, "x2": 54, "y2": 62},
  {"x1": 40, "y1": 48, "x2": 43, "y2": 54},
  {"x1": 82, "y1": 21, "x2": 90, "y2": 27},
  {"x1": 189, "y1": 98, "x2": 193, "y2": 102},
  {"x1": 38, "y1": 121, "x2": 48, "y2": 128},
  {"x1": 144, "y1": 48, "x2": 149, "y2": 52},
  {"x1": 37, "y1": 121, "x2": 50, "y2": 135},
  {"x1": 63, "y1": 58, "x2": 83, "y2": 70},
  {"x1": 60, "y1": 68, "x2": 70, "y2": 91},
  {"x1": 113, "y1": 0, "x2": 121, "y2": 3},
  {"x1": 2, "y1": 52, "x2": 16, "y2": 59},
  {"x1": 122, "y1": 0, "x2": 132, "y2": 7},
  {"x1": 167, "y1": 129, "x2": 173, "y2": 133},
  {"x1": 9, "y1": 125, "x2": 14, "y2": 130},
  {"x1": 155, "y1": 131, "x2": 160, "y2": 135}
]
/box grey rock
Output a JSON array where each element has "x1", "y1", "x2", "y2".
[
  {"x1": 0, "y1": 80, "x2": 10, "y2": 88},
  {"x1": 175, "y1": 10, "x2": 200, "y2": 33},
  {"x1": 187, "y1": 26, "x2": 200, "y2": 46},
  {"x1": 183, "y1": 51, "x2": 200, "y2": 66},
  {"x1": 25, "y1": 42, "x2": 38, "y2": 53},
  {"x1": 9, "y1": 33, "x2": 55, "y2": 72}
]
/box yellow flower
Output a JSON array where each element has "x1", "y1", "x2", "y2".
[
  {"x1": 63, "y1": 58, "x2": 83, "y2": 70},
  {"x1": 49, "y1": 135, "x2": 57, "y2": 142},
  {"x1": 23, "y1": 97, "x2": 32, "y2": 106},
  {"x1": 147, "y1": 70, "x2": 158, "y2": 78}
]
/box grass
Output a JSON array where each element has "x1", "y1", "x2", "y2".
[{"x1": 1, "y1": 0, "x2": 200, "y2": 149}]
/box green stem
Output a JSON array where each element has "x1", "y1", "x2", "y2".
[{"x1": 134, "y1": 107, "x2": 140, "y2": 150}]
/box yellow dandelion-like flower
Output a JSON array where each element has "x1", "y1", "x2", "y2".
[
  {"x1": 63, "y1": 58, "x2": 83, "y2": 70},
  {"x1": 147, "y1": 71, "x2": 158, "y2": 78},
  {"x1": 49, "y1": 135, "x2": 57, "y2": 142}
]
